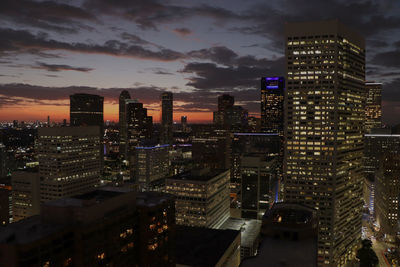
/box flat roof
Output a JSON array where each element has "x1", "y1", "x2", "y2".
[
  {"x1": 220, "y1": 218, "x2": 261, "y2": 247},
  {"x1": 240, "y1": 235, "x2": 317, "y2": 267},
  {"x1": 44, "y1": 187, "x2": 133, "y2": 207},
  {"x1": 167, "y1": 169, "x2": 229, "y2": 182},
  {"x1": 136, "y1": 191, "x2": 175, "y2": 208},
  {"x1": 176, "y1": 226, "x2": 240, "y2": 267},
  {"x1": 0, "y1": 216, "x2": 64, "y2": 245}
]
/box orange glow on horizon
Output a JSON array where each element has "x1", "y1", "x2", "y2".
[{"x1": 0, "y1": 102, "x2": 214, "y2": 123}]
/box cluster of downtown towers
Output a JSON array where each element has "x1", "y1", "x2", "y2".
[
  {"x1": 73, "y1": 20, "x2": 379, "y2": 265},
  {"x1": 1, "y1": 20, "x2": 388, "y2": 266}
]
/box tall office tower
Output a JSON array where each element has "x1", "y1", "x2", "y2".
[
  {"x1": 364, "y1": 131, "x2": 400, "y2": 238},
  {"x1": 125, "y1": 99, "x2": 153, "y2": 154},
  {"x1": 134, "y1": 144, "x2": 170, "y2": 190},
  {"x1": 160, "y1": 92, "x2": 173, "y2": 144},
  {"x1": 37, "y1": 126, "x2": 101, "y2": 202},
  {"x1": 0, "y1": 143, "x2": 6, "y2": 178},
  {"x1": 365, "y1": 82, "x2": 382, "y2": 133},
  {"x1": 12, "y1": 168, "x2": 40, "y2": 222},
  {"x1": 181, "y1": 116, "x2": 187, "y2": 132},
  {"x1": 213, "y1": 94, "x2": 234, "y2": 126},
  {"x1": 375, "y1": 152, "x2": 400, "y2": 242},
  {"x1": 218, "y1": 94, "x2": 235, "y2": 112},
  {"x1": 284, "y1": 20, "x2": 365, "y2": 266},
  {"x1": 165, "y1": 169, "x2": 230, "y2": 228},
  {"x1": 70, "y1": 93, "x2": 104, "y2": 170},
  {"x1": 261, "y1": 77, "x2": 285, "y2": 134},
  {"x1": 119, "y1": 90, "x2": 131, "y2": 159}
]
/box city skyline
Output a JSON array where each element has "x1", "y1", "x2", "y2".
[{"x1": 1, "y1": 0, "x2": 400, "y2": 124}]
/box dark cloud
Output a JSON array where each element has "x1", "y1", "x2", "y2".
[
  {"x1": 371, "y1": 49, "x2": 400, "y2": 68},
  {"x1": 0, "y1": 28, "x2": 184, "y2": 61},
  {"x1": 173, "y1": 28, "x2": 192, "y2": 36},
  {"x1": 181, "y1": 57, "x2": 284, "y2": 91},
  {"x1": 184, "y1": 46, "x2": 284, "y2": 90},
  {"x1": 149, "y1": 68, "x2": 173, "y2": 75},
  {"x1": 85, "y1": 0, "x2": 241, "y2": 30},
  {"x1": 1, "y1": 0, "x2": 96, "y2": 34},
  {"x1": 34, "y1": 62, "x2": 93, "y2": 72}
]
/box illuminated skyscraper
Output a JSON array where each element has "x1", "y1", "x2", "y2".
[
  {"x1": 119, "y1": 90, "x2": 131, "y2": 159},
  {"x1": 365, "y1": 82, "x2": 382, "y2": 133},
  {"x1": 284, "y1": 20, "x2": 365, "y2": 266},
  {"x1": 125, "y1": 99, "x2": 153, "y2": 152},
  {"x1": 70, "y1": 93, "x2": 104, "y2": 169},
  {"x1": 261, "y1": 77, "x2": 285, "y2": 134},
  {"x1": 161, "y1": 92, "x2": 173, "y2": 144},
  {"x1": 37, "y1": 126, "x2": 102, "y2": 202}
]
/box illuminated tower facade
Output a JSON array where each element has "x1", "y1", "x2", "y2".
[
  {"x1": 365, "y1": 82, "x2": 382, "y2": 133},
  {"x1": 261, "y1": 77, "x2": 285, "y2": 134},
  {"x1": 37, "y1": 126, "x2": 101, "y2": 202},
  {"x1": 119, "y1": 90, "x2": 131, "y2": 159},
  {"x1": 70, "y1": 93, "x2": 104, "y2": 170},
  {"x1": 161, "y1": 92, "x2": 173, "y2": 144},
  {"x1": 284, "y1": 20, "x2": 365, "y2": 266}
]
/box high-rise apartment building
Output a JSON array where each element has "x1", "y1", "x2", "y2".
[
  {"x1": 365, "y1": 82, "x2": 382, "y2": 133},
  {"x1": 261, "y1": 77, "x2": 285, "y2": 134},
  {"x1": 161, "y1": 92, "x2": 173, "y2": 144},
  {"x1": 284, "y1": 20, "x2": 365, "y2": 266},
  {"x1": 165, "y1": 169, "x2": 230, "y2": 228},
  {"x1": 70, "y1": 93, "x2": 104, "y2": 169},
  {"x1": 37, "y1": 126, "x2": 102, "y2": 202},
  {"x1": 119, "y1": 90, "x2": 131, "y2": 159}
]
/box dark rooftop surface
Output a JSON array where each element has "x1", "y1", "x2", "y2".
[
  {"x1": 0, "y1": 216, "x2": 64, "y2": 245},
  {"x1": 168, "y1": 169, "x2": 228, "y2": 182},
  {"x1": 136, "y1": 191, "x2": 175, "y2": 207},
  {"x1": 176, "y1": 225, "x2": 240, "y2": 267},
  {"x1": 44, "y1": 187, "x2": 134, "y2": 207},
  {"x1": 240, "y1": 236, "x2": 317, "y2": 267}
]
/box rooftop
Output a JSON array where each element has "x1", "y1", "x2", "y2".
[
  {"x1": 0, "y1": 216, "x2": 64, "y2": 245},
  {"x1": 240, "y1": 235, "x2": 317, "y2": 267},
  {"x1": 167, "y1": 169, "x2": 229, "y2": 182},
  {"x1": 220, "y1": 218, "x2": 261, "y2": 248},
  {"x1": 176, "y1": 226, "x2": 240, "y2": 267},
  {"x1": 136, "y1": 191, "x2": 175, "y2": 208},
  {"x1": 44, "y1": 187, "x2": 133, "y2": 207}
]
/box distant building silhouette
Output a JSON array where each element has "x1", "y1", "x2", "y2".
[
  {"x1": 160, "y1": 92, "x2": 173, "y2": 144},
  {"x1": 119, "y1": 90, "x2": 131, "y2": 159}
]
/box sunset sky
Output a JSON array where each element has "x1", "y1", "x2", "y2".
[{"x1": 1, "y1": 0, "x2": 400, "y2": 123}]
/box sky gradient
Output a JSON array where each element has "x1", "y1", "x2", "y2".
[{"x1": 1, "y1": 0, "x2": 400, "y2": 124}]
